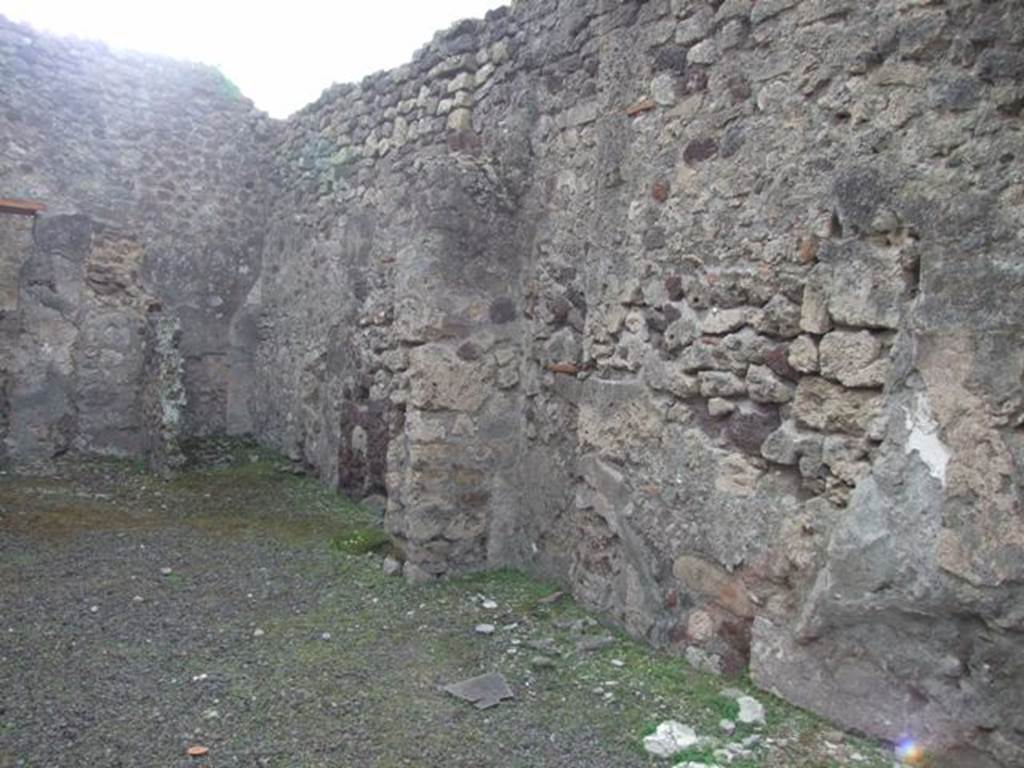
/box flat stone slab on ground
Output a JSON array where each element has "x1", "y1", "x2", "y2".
[{"x1": 443, "y1": 672, "x2": 514, "y2": 710}]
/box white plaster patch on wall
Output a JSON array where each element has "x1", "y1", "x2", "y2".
[{"x1": 904, "y1": 393, "x2": 949, "y2": 485}]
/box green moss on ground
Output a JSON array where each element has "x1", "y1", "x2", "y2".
[{"x1": 0, "y1": 441, "x2": 897, "y2": 768}]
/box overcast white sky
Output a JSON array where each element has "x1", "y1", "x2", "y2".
[{"x1": 0, "y1": 0, "x2": 504, "y2": 117}]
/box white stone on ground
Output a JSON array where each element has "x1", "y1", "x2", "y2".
[
  {"x1": 737, "y1": 695, "x2": 766, "y2": 725},
  {"x1": 475, "y1": 623, "x2": 496, "y2": 635},
  {"x1": 643, "y1": 720, "x2": 698, "y2": 758}
]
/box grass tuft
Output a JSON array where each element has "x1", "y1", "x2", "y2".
[{"x1": 330, "y1": 527, "x2": 391, "y2": 555}]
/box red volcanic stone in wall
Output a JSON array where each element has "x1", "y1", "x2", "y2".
[
  {"x1": 665, "y1": 588, "x2": 680, "y2": 610},
  {"x1": 457, "y1": 341, "x2": 483, "y2": 361},
  {"x1": 763, "y1": 345, "x2": 800, "y2": 382},
  {"x1": 652, "y1": 179, "x2": 670, "y2": 203},
  {"x1": 716, "y1": 611, "x2": 753, "y2": 677},
  {"x1": 626, "y1": 97, "x2": 657, "y2": 116},
  {"x1": 798, "y1": 235, "x2": 820, "y2": 264},
  {"x1": 338, "y1": 399, "x2": 390, "y2": 496},
  {"x1": 726, "y1": 74, "x2": 752, "y2": 103},
  {"x1": 665, "y1": 275, "x2": 685, "y2": 302},
  {"x1": 546, "y1": 362, "x2": 579, "y2": 375},
  {"x1": 683, "y1": 137, "x2": 719, "y2": 165},
  {"x1": 447, "y1": 129, "x2": 482, "y2": 155},
  {"x1": 549, "y1": 295, "x2": 573, "y2": 324},
  {"x1": 680, "y1": 66, "x2": 709, "y2": 95},
  {"x1": 726, "y1": 405, "x2": 781, "y2": 454}
]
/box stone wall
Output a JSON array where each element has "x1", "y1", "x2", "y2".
[
  {"x1": 141, "y1": 308, "x2": 186, "y2": 475},
  {"x1": 243, "y1": 2, "x2": 1023, "y2": 764},
  {"x1": 0, "y1": 15, "x2": 271, "y2": 457},
  {"x1": 0, "y1": 214, "x2": 32, "y2": 462},
  {"x1": 2, "y1": 2, "x2": 1023, "y2": 765}
]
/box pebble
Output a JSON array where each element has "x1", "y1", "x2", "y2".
[
  {"x1": 321, "y1": 632, "x2": 332, "y2": 641},
  {"x1": 737, "y1": 695, "x2": 766, "y2": 725},
  {"x1": 531, "y1": 655, "x2": 556, "y2": 669},
  {"x1": 89, "y1": 605, "x2": 99, "y2": 613},
  {"x1": 719, "y1": 718, "x2": 736, "y2": 734},
  {"x1": 475, "y1": 623, "x2": 496, "y2": 635},
  {"x1": 481, "y1": 599, "x2": 498, "y2": 610},
  {"x1": 160, "y1": 567, "x2": 173, "y2": 576},
  {"x1": 253, "y1": 628, "x2": 265, "y2": 637}
]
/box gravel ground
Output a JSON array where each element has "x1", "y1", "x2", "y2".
[{"x1": 0, "y1": 445, "x2": 896, "y2": 768}]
